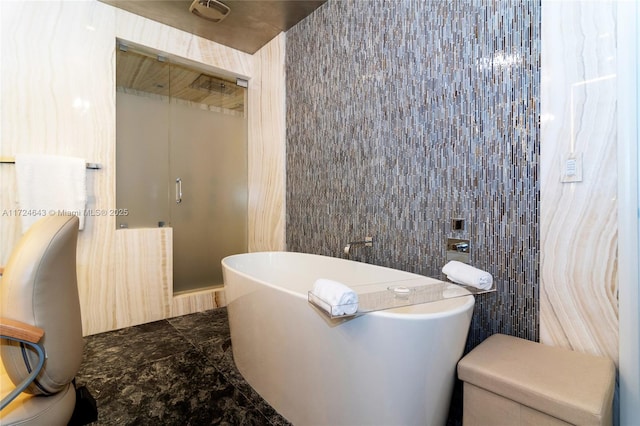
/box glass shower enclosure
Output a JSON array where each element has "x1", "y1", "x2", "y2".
[{"x1": 115, "y1": 42, "x2": 248, "y2": 294}]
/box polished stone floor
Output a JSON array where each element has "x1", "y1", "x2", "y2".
[{"x1": 75, "y1": 308, "x2": 290, "y2": 425}]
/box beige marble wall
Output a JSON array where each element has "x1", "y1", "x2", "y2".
[
  {"x1": 0, "y1": 0, "x2": 285, "y2": 335},
  {"x1": 540, "y1": 1, "x2": 619, "y2": 363},
  {"x1": 248, "y1": 33, "x2": 286, "y2": 252}
]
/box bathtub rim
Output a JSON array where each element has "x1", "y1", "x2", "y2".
[{"x1": 222, "y1": 251, "x2": 476, "y2": 320}]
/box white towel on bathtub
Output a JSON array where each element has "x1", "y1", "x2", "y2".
[
  {"x1": 442, "y1": 260, "x2": 493, "y2": 290},
  {"x1": 312, "y1": 279, "x2": 359, "y2": 316}
]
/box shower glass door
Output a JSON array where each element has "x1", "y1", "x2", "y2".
[
  {"x1": 169, "y1": 64, "x2": 247, "y2": 293},
  {"x1": 168, "y1": 65, "x2": 248, "y2": 293},
  {"x1": 115, "y1": 42, "x2": 248, "y2": 294},
  {"x1": 116, "y1": 46, "x2": 171, "y2": 229}
]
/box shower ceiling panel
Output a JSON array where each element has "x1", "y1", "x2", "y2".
[
  {"x1": 116, "y1": 48, "x2": 246, "y2": 111},
  {"x1": 100, "y1": 0, "x2": 326, "y2": 54}
]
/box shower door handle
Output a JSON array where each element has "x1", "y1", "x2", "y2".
[{"x1": 175, "y1": 178, "x2": 182, "y2": 204}]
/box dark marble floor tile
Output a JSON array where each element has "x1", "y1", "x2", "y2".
[
  {"x1": 81, "y1": 347, "x2": 271, "y2": 425},
  {"x1": 168, "y1": 308, "x2": 230, "y2": 340},
  {"x1": 210, "y1": 347, "x2": 291, "y2": 426},
  {"x1": 169, "y1": 308, "x2": 233, "y2": 371},
  {"x1": 196, "y1": 328, "x2": 232, "y2": 365},
  {"x1": 76, "y1": 309, "x2": 291, "y2": 426},
  {"x1": 177, "y1": 310, "x2": 290, "y2": 425},
  {"x1": 80, "y1": 320, "x2": 191, "y2": 379}
]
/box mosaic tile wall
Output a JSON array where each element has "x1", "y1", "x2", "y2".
[{"x1": 286, "y1": 0, "x2": 540, "y2": 350}]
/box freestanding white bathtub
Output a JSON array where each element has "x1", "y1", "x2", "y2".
[{"x1": 222, "y1": 251, "x2": 475, "y2": 426}]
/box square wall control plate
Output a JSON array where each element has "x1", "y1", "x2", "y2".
[{"x1": 560, "y1": 152, "x2": 583, "y2": 183}]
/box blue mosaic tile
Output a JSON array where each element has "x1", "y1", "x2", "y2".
[{"x1": 286, "y1": 0, "x2": 540, "y2": 351}]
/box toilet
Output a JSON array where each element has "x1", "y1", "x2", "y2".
[{"x1": 457, "y1": 334, "x2": 615, "y2": 426}]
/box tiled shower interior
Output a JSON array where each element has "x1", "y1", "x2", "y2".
[{"x1": 286, "y1": 0, "x2": 540, "y2": 351}]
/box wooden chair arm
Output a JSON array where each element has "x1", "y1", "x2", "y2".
[
  {"x1": 0, "y1": 318, "x2": 46, "y2": 411},
  {"x1": 0, "y1": 318, "x2": 44, "y2": 343}
]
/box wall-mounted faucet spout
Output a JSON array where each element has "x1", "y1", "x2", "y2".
[{"x1": 344, "y1": 236, "x2": 373, "y2": 256}]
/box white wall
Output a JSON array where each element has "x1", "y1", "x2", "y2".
[{"x1": 617, "y1": 1, "x2": 639, "y2": 423}]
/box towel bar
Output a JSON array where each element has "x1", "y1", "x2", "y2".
[{"x1": 0, "y1": 156, "x2": 101, "y2": 169}]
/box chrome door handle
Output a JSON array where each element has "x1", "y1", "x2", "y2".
[{"x1": 175, "y1": 178, "x2": 182, "y2": 204}]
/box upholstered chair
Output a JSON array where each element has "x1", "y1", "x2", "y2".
[{"x1": 0, "y1": 215, "x2": 92, "y2": 425}]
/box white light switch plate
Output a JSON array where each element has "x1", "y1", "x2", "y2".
[{"x1": 560, "y1": 152, "x2": 583, "y2": 183}]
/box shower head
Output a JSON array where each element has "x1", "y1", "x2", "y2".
[{"x1": 189, "y1": 0, "x2": 230, "y2": 23}]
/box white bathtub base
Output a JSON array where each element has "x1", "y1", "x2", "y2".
[{"x1": 223, "y1": 252, "x2": 475, "y2": 426}]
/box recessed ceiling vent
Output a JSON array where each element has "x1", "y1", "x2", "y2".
[{"x1": 189, "y1": 0, "x2": 230, "y2": 23}]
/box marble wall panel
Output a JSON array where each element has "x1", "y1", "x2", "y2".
[
  {"x1": 1, "y1": 0, "x2": 119, "y2": 334},
  {"x1": 540, "y1": 1, "x2": 618, "y2": 363},
  {"x1": 248, "y1": 33, "x2": 287, "y2": 252},
  {"x1": 171, "y1": 288, "x2": 226, "y2": 318},
  {"x1": 0, "y1": 0, "x2": 285, "y2": 335},
  {"x1": 114, "y1": 228, "x2": 172, "y2": 328}
]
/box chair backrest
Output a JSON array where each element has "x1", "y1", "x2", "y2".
[{"x1": 1, "y1": 215, "x2": 83, "y2": 395}]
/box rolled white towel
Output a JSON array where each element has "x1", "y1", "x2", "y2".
[
  {"x1": 442, "y1": 261, "x2": 493, "y2": 290},
  {"x1": 312, "y1": 278, "x2": 359, "y2": 316}
]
